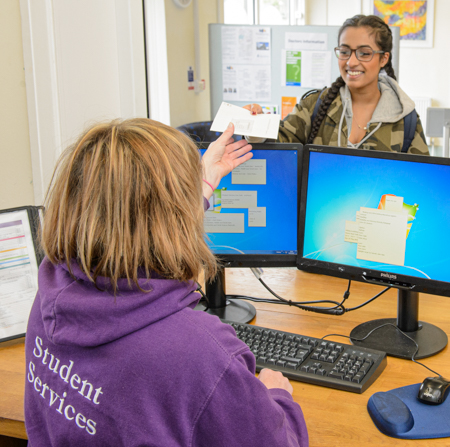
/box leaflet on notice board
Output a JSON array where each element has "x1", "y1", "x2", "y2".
[{"x1": 221, "y1": 26, "x2": 272, "y2": 102}]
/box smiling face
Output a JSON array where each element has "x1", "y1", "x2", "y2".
[{"x1": 338, "y1": 26, "x2": 389, "y2": 94}]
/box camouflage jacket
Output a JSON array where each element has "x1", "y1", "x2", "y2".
[{"x1": 278, "y1": 85, "x2": 429, "y2": 155}]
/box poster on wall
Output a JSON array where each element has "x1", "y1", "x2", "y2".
[
  {"x1": 221, "y1": 26, "x2": 272, "y2": 101},
  {"x1": 281, "y1": 97, "x2": 299, "y2": 120},
  {"x1": 281, "y1": 32, "x2": 331, "y2": 88},
  {"x1": 281, "y1": 50, "x2": 331, "y2": 88},
  {"x1": 222, "y1": 65, "x2": 271, "y2": 102},
  {"x1": 373, "y1": 0, "x2": 435, "y2": 48}
]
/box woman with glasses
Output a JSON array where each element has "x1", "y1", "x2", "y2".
[{"x1": 244, "y1": 14, "x2": 429, "y2": 155}]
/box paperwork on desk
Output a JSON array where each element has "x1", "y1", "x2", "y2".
[
  {"x1": 211, "y1": 102, "x2": 280, "y2": 140},
  {"x1": 0, "y1": 208, "x2": 39, "y2": 341}
]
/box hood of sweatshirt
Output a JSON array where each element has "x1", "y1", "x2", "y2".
[
  {"x1": 338, "y1": 74, "x2": 415, "y2": 147},
  {"x1": 36, "y1": 257, "x2": 200, "y2": 348}
]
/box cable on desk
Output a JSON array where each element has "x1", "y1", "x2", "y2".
[
  {"x1": 198, "y1": 268, "x2": 395, "y2": 316},
  {"x1": 251, "y1": 269, "x2": 388, "y2": 315},
  {"x1": 256, "y1": 276, "x2": 346, "y2": 315},
  {"x1": 322, "y1": 322, "x2": 442, "y2": 377},
  {"x1": 344, "y1": 285, "x2": 391, "y2": 312},
  {"x1": 255, "y1": 270, "x2": 394, "y2": 315},
  {"x1": 195, "y1": 282, "x2": 210, "y2": 309}
]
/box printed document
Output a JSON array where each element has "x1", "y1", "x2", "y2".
[
  {"x1": 211, "y1": 102, "x2": 280, "y2": 139},
  {"x1": 0, "y1": 209, "x2": 39, "y2": 340}
]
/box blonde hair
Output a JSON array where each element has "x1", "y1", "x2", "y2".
[{"x1": 42, "y1": 118, "x2": 217, "y2": 291}]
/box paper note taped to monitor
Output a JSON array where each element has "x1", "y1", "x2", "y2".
[{"x1": 210, "y1": 102, "x2": 280, "y2": 140}]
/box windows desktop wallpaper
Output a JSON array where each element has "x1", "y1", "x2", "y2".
[{"x1": 302, "y1": 151, "x2": 450, "y2": 282}]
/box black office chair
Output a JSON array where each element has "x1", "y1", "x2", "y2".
[{"x1": 176, "y1": 121, "x2": 221, "y2": 143}]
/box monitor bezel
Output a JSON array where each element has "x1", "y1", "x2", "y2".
[
  {"x1": 199, "y1": 142, "x2": 302, "y2": 268},
  {"x1": 297, "y1": 144, "x2": 450, "y2": 298}
]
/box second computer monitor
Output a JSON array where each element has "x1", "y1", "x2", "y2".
[
  {"x1": 297, "y1": 144, "x2": 450, "y2": 358},
  {"x1": 200, "y1": 143, "x2": 301, "y2": 268}
]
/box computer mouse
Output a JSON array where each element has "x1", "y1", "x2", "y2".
[{"x1": 417, "y1": 376, "x2": 450, "y2": 405}]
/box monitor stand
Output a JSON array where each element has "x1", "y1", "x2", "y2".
[
  {"x1": 350, "y1": 290, "x2": 448, "y2": 359},
  {"x1": 195, "y1": 266, "x2": 256, "y2": 323}
]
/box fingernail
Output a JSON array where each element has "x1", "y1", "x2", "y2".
[
  {"x1": 251, "y1": 111, "x2": 256, "y2": 115},
  {"x1": 227, "y1": 122, "x2": 233, "y2": 129}
]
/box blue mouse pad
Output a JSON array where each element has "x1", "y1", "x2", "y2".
[{"x1": 367, "y1": 384, "x2": 450, "y2": 439}]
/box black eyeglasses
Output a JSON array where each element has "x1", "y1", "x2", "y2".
[{"x1": 334, "y1": 45, "x2": 386, "y2": 62}]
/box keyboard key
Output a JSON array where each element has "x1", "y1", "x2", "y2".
[
  {"x1": 298, "y1": 344, "x2": 313, "y2": 353},
  {"x1": 295, "y1": 350, "x2": 308, "y2": 359},
  {"x1": 286, "y1": 362, "x2": 299, "y2": 370},
  {"x1": 329, "y1": 371, "x2": 345, "y2": 380},
  {"x1": 352, "y1": 373, "x2": 365, "y2": 383},
  {"x1": 280, "y1": 356, "x2": 301, "y2": 364}
]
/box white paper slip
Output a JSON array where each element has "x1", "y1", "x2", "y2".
[{"x1": 211, "y1": 102, "x2": 280, "y2": 139}]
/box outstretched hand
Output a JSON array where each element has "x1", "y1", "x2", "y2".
[{"x1": 201, "y1": 123, "x2": 252, "y2": 199}]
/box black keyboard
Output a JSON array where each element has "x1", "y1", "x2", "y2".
[{"x1": 225, "y1": 321, "x2": 387, "y2": 393}]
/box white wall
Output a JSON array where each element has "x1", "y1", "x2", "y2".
[
  {"x1": 0, "y1": 0, "x2": 34, "y2": 209},
  {"x1": 165, "y1": 0, "x2": 220, "y2": 127},
  {"x1": 1, "y1": 0, "x2": 217, "y2": 209},
  {"x1": 20, "y1": 0, "x2": 147, "y2": 205}
]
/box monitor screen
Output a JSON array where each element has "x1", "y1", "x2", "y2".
[
  {"x1": 297, "y1": 145, "x2": 450, "y2": 297},
  {"x1": 200, "y1": 143, "x2": 301, "y2": 268}
]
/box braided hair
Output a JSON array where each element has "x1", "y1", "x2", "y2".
[{"x1": 307, "y1": 14, "x2": 396, "y2": 144}]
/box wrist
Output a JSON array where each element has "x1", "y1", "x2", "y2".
[
  {"x1": 202, "y1": 172, "x2": 220, "y2": 192},
  {"x1": 202, "y1": 180, "x2": 215, "y2": 201},
  {"x1": 202, "y1": 179, "x2": 215, "y2": 194}
]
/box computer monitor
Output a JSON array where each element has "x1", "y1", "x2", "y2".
[
  {"x1": 297, "y1": 144, "x2": 449, "y2": 359},
  {"x1": 199, "y1": 143, "x2": 301, "y2": 323}
]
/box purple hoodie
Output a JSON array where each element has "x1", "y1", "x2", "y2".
[{"x1": 24, "y1": 258, "x2": 308, "y2": 446}]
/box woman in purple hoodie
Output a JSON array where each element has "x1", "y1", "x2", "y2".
[{"x1": 24, "y1": 118, "x2": 308, "y2": 446}]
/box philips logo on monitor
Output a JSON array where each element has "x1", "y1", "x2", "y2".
[{"x1": 380, "y1": 273, "x2": 397, "y2": 280}]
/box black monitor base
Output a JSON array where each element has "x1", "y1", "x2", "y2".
[
  {"x1": 350, "y1": 290, "x2": 448, "y2": 359},
  {"x1": 195, "y1": 299, "x2": 256, "y2": 323},
  {"x1": 195, "y1": 267, "x2": 256, "y2": 323}
]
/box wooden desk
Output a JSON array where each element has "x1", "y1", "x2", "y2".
[
  {"x1": 225, "y1": 268, "x2": 450, "y2": 447},
  {"x1": 0, "y1": 336, "x2": 27, "y2": 443},
  {"x1": 1, "y1": 268, "x2": 449, "y2": 446}
]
